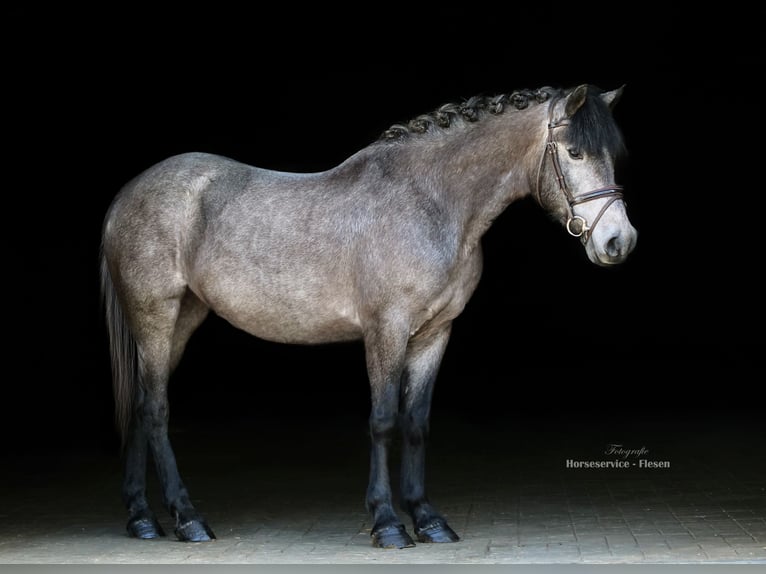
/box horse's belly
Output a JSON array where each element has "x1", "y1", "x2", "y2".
[{"x1": 207, "y1": 293, "x2": 362, "y2": 345}]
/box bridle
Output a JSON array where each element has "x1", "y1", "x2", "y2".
[{"x1": 536, "y1": 96, "x2": 624, "y2": 245}]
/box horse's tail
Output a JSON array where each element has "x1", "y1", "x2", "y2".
[{"x1": 100, "y1": 245, "x2": 137, "y2": 448}]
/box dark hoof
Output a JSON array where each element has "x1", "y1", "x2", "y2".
[
  {"x1": 175, "y1": 518, "x2": 216, "y2": 542},
  {"x1": 127, "y1": 515, "x2": 166, "y2": 539},
  {"x1": 371, "y1": 524, "x2": 416, "y2": 549},
  {"x1": 415, "y1": 520, "x2": 460, "y2": 543}
]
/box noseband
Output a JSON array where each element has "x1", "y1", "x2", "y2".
[{"x1": 536, "y1": 97, "x2": 624, "y2": 244}]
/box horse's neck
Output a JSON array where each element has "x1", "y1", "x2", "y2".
[{"x1": 397, "y1": 110, "x2": 546, "y2": 251}]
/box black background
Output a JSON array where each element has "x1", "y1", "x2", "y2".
[{"x1": 6, "y1": 6, "x2": 762, "y2": 455}]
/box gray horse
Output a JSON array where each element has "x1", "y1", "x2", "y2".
[{"x1": 100, "y1": 84, "x2": 636, "y2": 549}]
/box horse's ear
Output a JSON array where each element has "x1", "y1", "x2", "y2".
[
  {"x1": 601, "y1": 85, "x2": 625, "y2": 110},
  {"x1": 564, "y1": 84, "x2": 589, "y2": 118}
]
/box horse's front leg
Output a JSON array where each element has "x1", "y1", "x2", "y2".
[
  {"x1": 400, "y1": 326, "x2": 460, "y2": 543},
  {"x1": 364, "y1": 320, "x2": 415, "y2": 549}
]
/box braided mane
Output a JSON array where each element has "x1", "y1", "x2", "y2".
[{"x1": 379, "y1": 86, "x2": 561, "y2": 141}]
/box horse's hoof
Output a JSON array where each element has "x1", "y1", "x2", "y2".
[
  {"x1": 371, "y1": 524, "x2": 416, "y2": 549},
  {"x1": 415, "y1": 519, "x2": 460, "y2": 543},
  {"x1": 175, "y1": 518, "x2": 216, "y2": 542},
  {"x1": 127, "y1": 515, "x2": 166, "y2": 539}
]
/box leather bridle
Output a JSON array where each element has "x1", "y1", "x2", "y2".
[{"x1": 536, "y1": 97, "x2": 624, "y2": 245}]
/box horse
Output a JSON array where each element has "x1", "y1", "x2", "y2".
[{"x1": 100, "y1": 84, "x2": 637, "y2": 549}]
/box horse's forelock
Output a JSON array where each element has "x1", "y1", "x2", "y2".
[{"x1": 564, "y1": 86, "x2": 627, "y2": 159}]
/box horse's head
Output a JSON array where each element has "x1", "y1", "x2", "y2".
[{"x1": 536, "y1": 84, "x2": 637, "y2": 266}]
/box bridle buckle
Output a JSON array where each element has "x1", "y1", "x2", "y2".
[{"x1": 566, "y1": 215, "x2": 590, "y2": 238}]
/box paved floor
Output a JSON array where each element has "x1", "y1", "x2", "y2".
[{"x1": 1, "y1": 412, "x2": 764, "y2": 565}]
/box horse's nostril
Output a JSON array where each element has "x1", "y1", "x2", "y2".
[
  {"x1": 605, "y1": 229, "x2": 637, "y2": 260},
  {"x1": 606, "y1": 235, "x2": 623, "y2": 258}
]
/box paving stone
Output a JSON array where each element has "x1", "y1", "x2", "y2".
[{"x1": 1, "y1": 417, "x2": 764, "y2": 564}]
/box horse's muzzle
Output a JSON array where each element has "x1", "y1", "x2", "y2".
[{"x1": 586, "y1": 223, "x2": 638, "y2": 266}]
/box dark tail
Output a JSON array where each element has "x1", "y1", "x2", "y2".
[{"x1": 100, "y1": 246, "x2": 137, "y2": 447}]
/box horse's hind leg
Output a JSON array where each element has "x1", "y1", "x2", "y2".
[
  {"x1": 400, "y1": 326, "x2": 460, "y2": 543},
  {"x1": 123, "y1": 289, "x2": 214, "y2": 542},
  {"x1": 123, "y1": 384, "x2": 165, "y2": 538}
]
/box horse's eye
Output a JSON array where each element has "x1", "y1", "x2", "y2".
[{"x1": 567, "y1": 148, "x2": 583, "y2": 160}]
